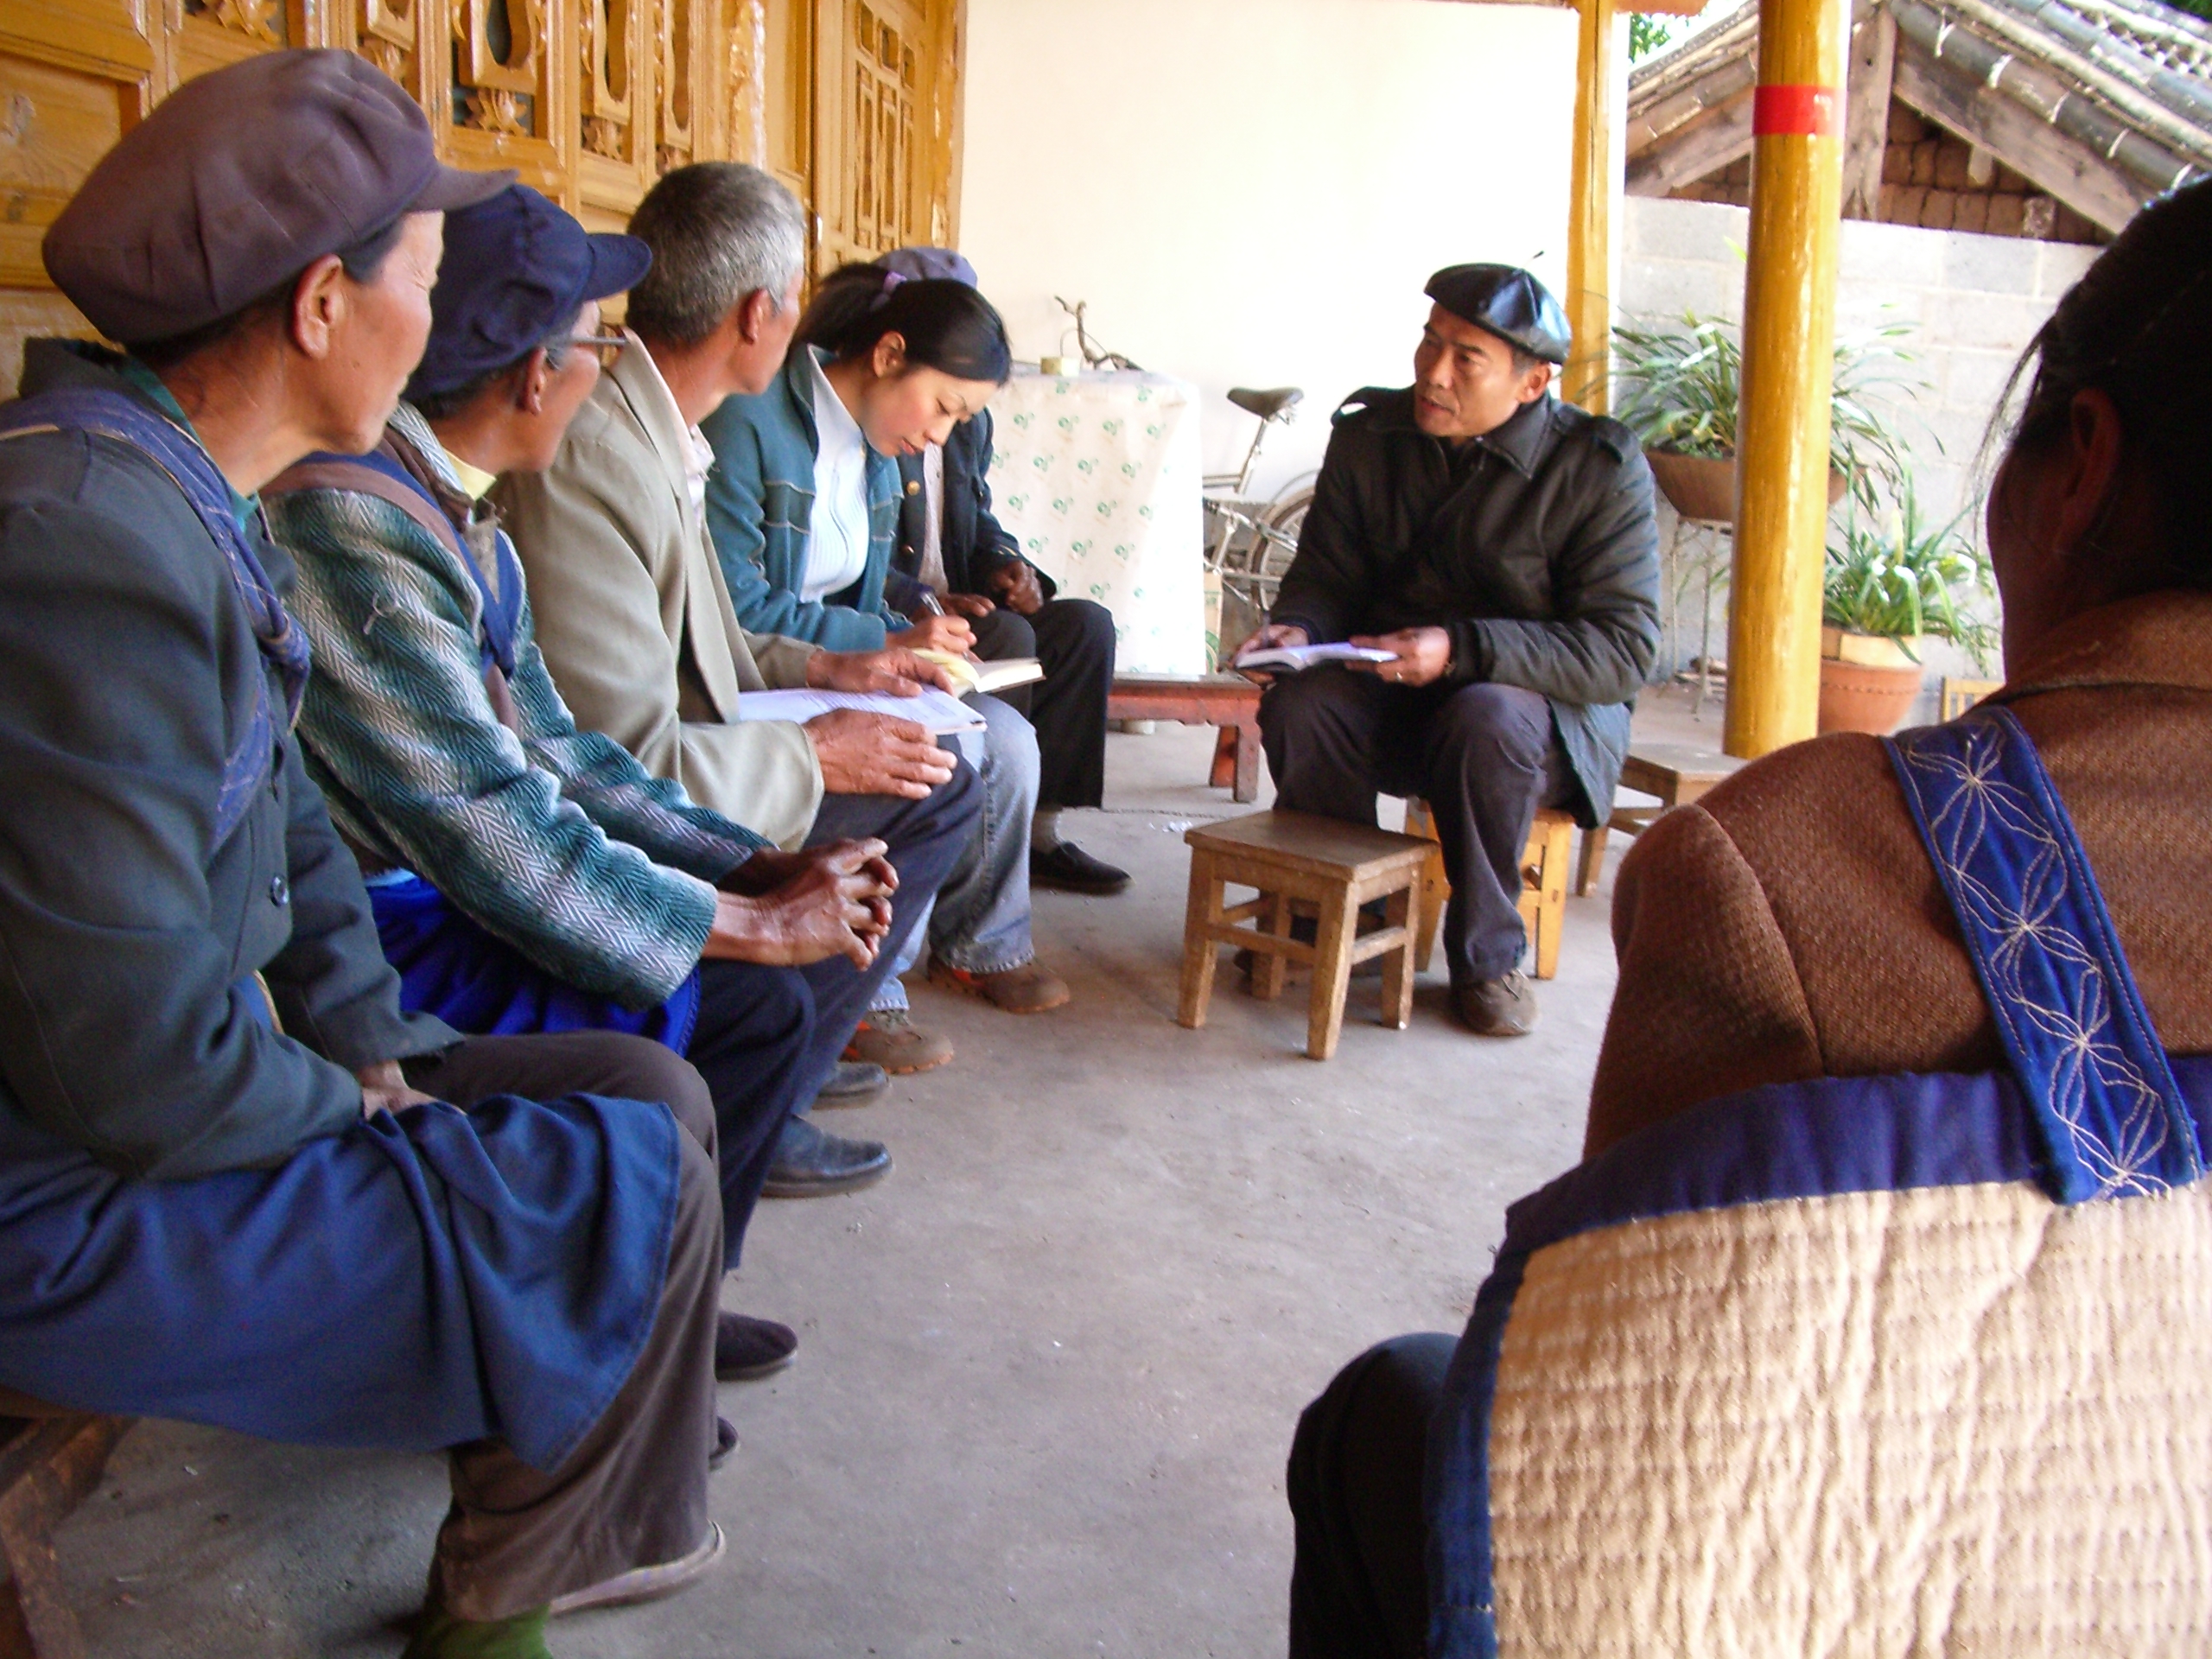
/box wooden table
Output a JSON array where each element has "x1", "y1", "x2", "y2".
[
  {"x1": 1109, "y1": 673, "x2": 1264, "y2": 803},
  {"x1": 1578, "y1": 741, "x2": 1749, "y2": 894}
]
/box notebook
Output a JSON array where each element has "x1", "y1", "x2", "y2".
[
  {"x1": 734, "y1": 686, "x2": 986, "y2": 734},
  {"x1": 1232, "y1": 642, "x2": 1398, "y2": 672},
  {"x1": 911, "y1": 649, "x2": 1047, "y2": 697}
]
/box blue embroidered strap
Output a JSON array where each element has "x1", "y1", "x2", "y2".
[
  {"x1": 1885, "y1": 708, "x2": 2203, "y2": 1202},
  {"x1": 0, "y1": 386, "x2": 311, "y2": 849}
]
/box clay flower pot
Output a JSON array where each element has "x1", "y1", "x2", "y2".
[
  {"x1": 1817, "y1": 627, "x2": 1926, "y2": 735},
  {"x1": 1644, "y1": 450, "x2": 1850, "y2": 525}
]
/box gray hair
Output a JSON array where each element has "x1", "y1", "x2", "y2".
[{"x1": 625, "y1": 162, "x2": 808, "y2": 347}]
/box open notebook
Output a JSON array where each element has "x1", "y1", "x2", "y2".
[
  {"x1": 734, "y1": 686, "x2": 986, "y2": 734},
  {"x1": 1232, "y1": 642, "x2": 1397, "y2": 672},
  {"x1": 911, "y1": 649, "x2": 1046, "y2": 697}
]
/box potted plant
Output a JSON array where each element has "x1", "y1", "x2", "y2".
[
  {"x1": 1609, "y1": 313, "x2": 1923, "y2": 522},
  {"x1": 1817, "y1": 478, "x2": 1997, "y2": 735}
]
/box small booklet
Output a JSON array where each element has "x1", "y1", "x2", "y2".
[
  {"x1": 734, "y1": 686, "x2": 987, "y2": 734},
  {"x1": 1232, "y1": 642, "x2": 1399, "y2": 672},
  {"x1": 911, "y1": 649, "x2": 1047, "y2": 698}
]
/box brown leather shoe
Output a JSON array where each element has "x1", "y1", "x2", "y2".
[
  {"x1": 926, "y1": 957, "x2": 1071, "y2": 1014},
  {"x1": 1452, "y1": 970, "x2": 1538, "y2": 1037},
  {"x1": 842, "y1": 1007, "x2": 955, "y2": 1075}
]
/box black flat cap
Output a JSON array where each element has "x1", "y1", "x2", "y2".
[
  {"x1": 409, "y1": 186, "x2": 652, "y2": 399},
  {"x1": 1424, "y1": 264, "x2": 1571, "y2": 365},
  {"x1": 45, "y1": 49, "x2": 512, "y2": 346}
]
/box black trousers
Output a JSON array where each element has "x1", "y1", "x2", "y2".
[
  {"x1": 696, "y1": 760, "x2": 977, "y2": 1259},
  {"x1": 1259, "y1": 672, "x2": 1574, "y2": 984},
  {"x1": 969, "y1": 599, "x2": 1115, "y2": 810},
  {"x1": 404, "y1": 1030, "x2": 721, "y2": 1618},
  {"x1": 1287, "y1": 1332, "x2": 1459, "y2": 1659}
]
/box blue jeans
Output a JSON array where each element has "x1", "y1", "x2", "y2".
[{"x1": 868, "y1": 692, "x2": 1038, "y2": 1010}]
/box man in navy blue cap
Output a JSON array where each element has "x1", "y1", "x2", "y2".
[
  {"x1": 1236, "y1": 264, "x2": 1661, "y2": 1037},
  {"x1": 266, "y1": 184, "x2": 954, "y2": 1382}
]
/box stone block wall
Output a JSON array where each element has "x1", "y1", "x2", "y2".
[{"x1": 1618, "y1": 194, "x2": 2101, "y2": 709}]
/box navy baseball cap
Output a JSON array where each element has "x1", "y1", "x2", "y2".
[
  {"x1": 407, "y1": 184, "x2": 652, "y2": 399},
  {"x1": 1424, "y1": 264, "x2": 1571, "y2": 365},
  {"x1": 880, "y1": 246, "x2": 978, "y2": 288}
]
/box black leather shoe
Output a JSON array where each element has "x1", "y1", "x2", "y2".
[
  {"x1": 761, "y1": 1114, "x2": 892, "y2": 1198},
  {"x1": 710, "y1": 1414, "x2": 740, "y2": 1469},
  {"x1": 1031, "y1": 841, "x2": 1131, "y2": 894},
  {"x1": 811, "y1": 1059, "x2": 887, "y2": 1107},
  {"x1": 715, "y1": 1312, "x2": 797, "y2": 1381},
  {"x1": 1452, "y1": 970, "x2": 1539, "y2": 1037}
]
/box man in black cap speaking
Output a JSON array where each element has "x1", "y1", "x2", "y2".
[{"x1": 1236, "y1": 264, "x2": 1660, "y2": 1036}]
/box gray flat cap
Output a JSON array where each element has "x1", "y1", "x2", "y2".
[{"x1": 45, "y1": 49, "x2": 512, "y2": 345}]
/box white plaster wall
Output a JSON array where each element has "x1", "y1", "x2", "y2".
[
  {"x1": 1620, "y1": 195, "x2": 2099, "y2": 696},
  {"x1": 958, "y1": 0, "x2": 1584, "y2": 500}
]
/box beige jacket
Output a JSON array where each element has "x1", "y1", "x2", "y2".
[
  {"x1": 497, "y1": 347, "x2": 825, "y2": 848},
  {"x1": 1586, "y1": 590, "x2": 2212, "y2": 1158}
]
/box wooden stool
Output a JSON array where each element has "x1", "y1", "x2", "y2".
[
  {"x1": 1941, "y1": 676, "x2": 2002, "y2": 721},
  {"x1": 1403, "y1": 799, "x2": 1575, "y2": 981},
  {"x1": 1179, "y1": 810, "x2": 1433, "y2": 1059},
  {"x1": 1573, "y1": 742, "x2": 1748, "y2": 896},
  {"x1": 0, "y1": 1397, "x2": 132, "y2": 1658},
  {"x1": 1107, "y1": 674, "x2": 1265, "y2": 802}
]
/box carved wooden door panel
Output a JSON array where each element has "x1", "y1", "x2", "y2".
[
  {"x1": 0, "y1": 0, "x2": 927, "y2": 378},
  {"x1": 810, "y1": 0, "x2": 956, "y2": 275}
]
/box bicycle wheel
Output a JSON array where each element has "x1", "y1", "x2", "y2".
[{"x1": 1240, "y1": 486, "x2": 1313, "y2": 608}]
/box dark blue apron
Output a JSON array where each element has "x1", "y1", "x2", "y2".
[{"x1": 0, "y1": 394, "x2": 681, "y2": 1473}]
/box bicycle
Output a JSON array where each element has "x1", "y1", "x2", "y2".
[{"x1": 1205, "y1": 387, "x2": 1316, "y2": 632}]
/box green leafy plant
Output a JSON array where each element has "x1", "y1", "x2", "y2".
[
  {"x1": 1609, "y1": 312, "x2": 1928, "y2": 511},
  {"x1": 1823, "y1": 475, "x2": 1997, "y2": 664},
  {"x1": 1629, "y1": 15, "x2": 1674, "y2": 58}
]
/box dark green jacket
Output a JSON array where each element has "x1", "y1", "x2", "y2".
[
  {"x1": 1270, "y1": 389, "x2": 1662, "y2": 824},
  {"x1": 0, "y1": 341, "x2": 454, "y2": 1180}
]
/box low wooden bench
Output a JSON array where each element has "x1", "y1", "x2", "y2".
[
  {"x1": 1107, "y1": 674, "x2": 1264, "y2": 803},
  {"x1": 1403, "y1": 800, "x2": 1578, "y2": 981},
  {"x1": 0, "y1": 1396, "x2": 132, "y2": 1658},
  {"x1": 1573, "y1": 742, "x2": 1748, "y2": 896},
  {"x1": 1178, "y1": 810, "x2": 1433, "y2": 1059}
]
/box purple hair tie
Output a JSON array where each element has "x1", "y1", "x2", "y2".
[{"x1": 869, "y1": 268, "x2": 907, "y2": 310}]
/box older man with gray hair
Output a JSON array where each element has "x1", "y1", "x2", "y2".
[{"x1": 499, "y1": 162, "x2": 983, "y2": 1184}]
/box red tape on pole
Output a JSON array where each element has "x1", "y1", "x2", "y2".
[{"x1": 1752, "y1": 84, "x2": 1840, "y2": 137}]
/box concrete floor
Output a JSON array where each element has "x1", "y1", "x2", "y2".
[{"x1": 56, "y1": 693, "x2": 1728, "y2": 1657}]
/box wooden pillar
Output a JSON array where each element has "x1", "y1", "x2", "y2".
[
  {"x1": 1724, "y1": 0, "x2": 1847, "y2": 758},
  {"x1": 1565, "y1": 0, "x2": 1617, "y2": 414}
]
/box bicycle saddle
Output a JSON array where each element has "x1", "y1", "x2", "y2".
[{"x1": 1227, "y1": 386, "x2": 1304, "y2": 422}]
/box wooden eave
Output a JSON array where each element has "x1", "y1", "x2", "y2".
[{"x1": 1624, "y1": 0, "x2": 2212, "y2": 231}]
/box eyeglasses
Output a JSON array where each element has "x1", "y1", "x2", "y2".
[{"x1": 557, "y1": 334, "x2": 627, "y2": 370}]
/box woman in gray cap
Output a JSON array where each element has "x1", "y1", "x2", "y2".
[{"x1": 0, "y1": 49, "x2": 740, "y2": 1659}]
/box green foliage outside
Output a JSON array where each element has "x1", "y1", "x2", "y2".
[{"x1": 1630, "y1": 15, "x2": 1674, "y2": 58}]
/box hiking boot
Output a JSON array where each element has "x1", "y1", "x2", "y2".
[
  {"x1": 842, "y1": 1007, "x2": 955, "y2": 1075},
  {"x1": 926, "y1": 957, "x2": 1071, "y2": 1014}
]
